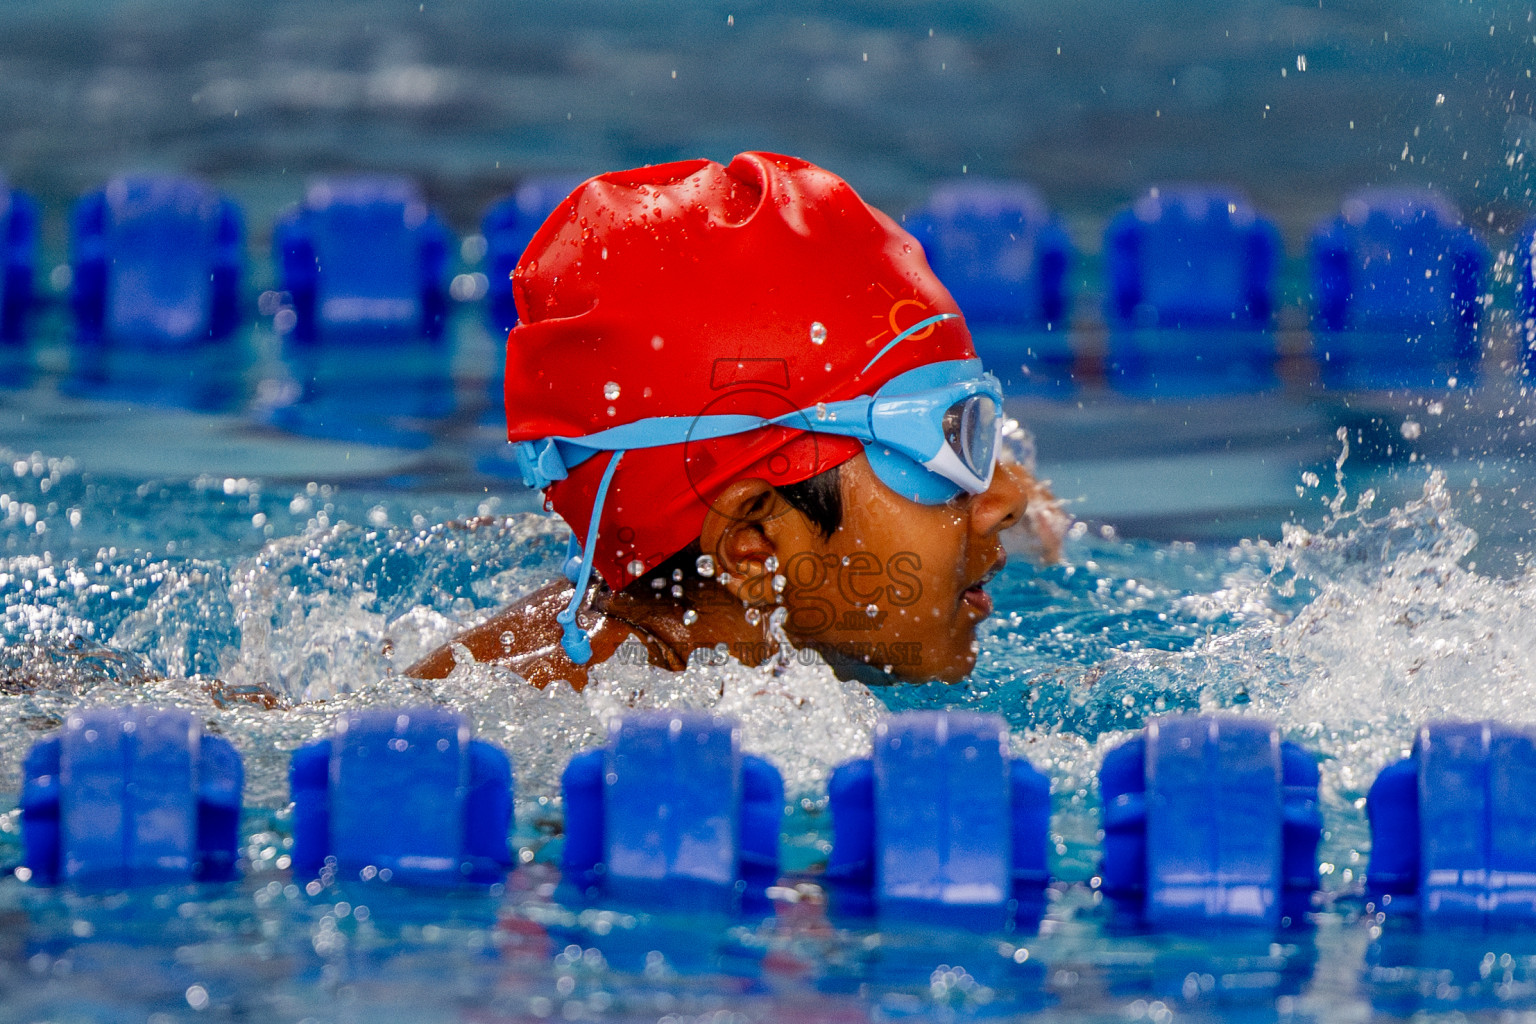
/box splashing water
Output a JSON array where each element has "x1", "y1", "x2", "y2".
[{"x1": 0, "y1": 453, "x2": 881, "y2": 824}]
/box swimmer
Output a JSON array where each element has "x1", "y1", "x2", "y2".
[{"x1": 409, "y1": 153, "x2": 1067, "y2": 690}]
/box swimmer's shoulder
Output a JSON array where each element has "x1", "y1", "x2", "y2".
[
  {"x1": 404, "y1": 581, "x2": 575, "y2": 685},
  {"x1": 403, "y1": 581, "x2": 676, "y2": 690}
]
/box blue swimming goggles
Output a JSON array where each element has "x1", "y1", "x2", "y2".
[{"x1": 512, "y1": 313, "x2": 1005, "y2": 664}]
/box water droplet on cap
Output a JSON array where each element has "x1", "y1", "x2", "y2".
[
  {"x1": 815, "y1": 402, "x2": 828, "y2": 421},
  {"x1": 603, "y1": 381, "x2": 621, "y2": 400},
  {"x1": 809, "y1": 322, "x2": 828, "y2": 345},
  {"x1": 745, "y1": 607, "x2": 762, "y2": 626},
  {"x1": 865, "y1": 603, "x2": 880, "y2": 617},
  {"x1": 695, "y1": 554, "x2": 716, "y2": 577},
  {"x1": 627, "y1": 559, "x2": 645, "y2": 576},
  {"x1": 682, "y1": 609, "x2": 699, "y2": 625}
]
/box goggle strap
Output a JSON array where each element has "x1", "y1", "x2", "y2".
[
  {"x1": 557, "y1": 449, "x2": 625, "y2": 666},
  {"x1": 523, "y1": 357, "x2": 986, "y2": 484},
  {"x1": 565, "y1": 412, "x2": 767, "y2": 455},
  {"x1": 860, "y1": 313, "x2": 962, "y2": 375}
]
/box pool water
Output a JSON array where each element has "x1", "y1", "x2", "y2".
[
  {"x1": 6, "y1": 1, "x2": 1536, "y2": 1015},
  {"x1": 5, "y1": 353, "x2": 1536, "y2": 1020}
]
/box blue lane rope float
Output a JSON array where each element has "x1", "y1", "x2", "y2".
[
  {"x1": 21, "y1": 707, "x2": 243, "y2": 887},
  {"x1": 290, "y1": 707, "x2": 513, "y2": 886},
  {"x1": 1099, "y1": 714, "x2": 1322, "y2": 930},
  {"x1": 1368, "y1": 720, "x2": 1536, "y2": 924},
  {"x1": 825, "y1": 711, "x2": 1051, "y2": 930},
  {"x1": 560, "y1": 711, "x2": 783, "y2": 914}
]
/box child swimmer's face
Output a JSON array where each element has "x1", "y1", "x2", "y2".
[{"x1": 704, "y1": 451, "x2": 1031, "y2": 683}]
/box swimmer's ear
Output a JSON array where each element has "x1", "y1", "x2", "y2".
[{"x1": 699, "y1": 478, "x2": 789, "y2": 606}]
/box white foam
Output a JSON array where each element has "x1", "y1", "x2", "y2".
[{"x1": 583, "y1": 637, "x2": 883, "y2": 798}]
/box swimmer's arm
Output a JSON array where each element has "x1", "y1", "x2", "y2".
[
  {"x1": 403, "y1": 606, "x2": 524, "y2": 680},
  {"x1": 403, "y1": 582, "x2": 669, "y2": 689},
  {"x1": 405, "y1": 582, "x2": 576, "y2": 684}
]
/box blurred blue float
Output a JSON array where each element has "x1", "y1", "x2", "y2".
[
  {"x1": 1367, "y1": 720, "x2": 1536, "y2": 923},
  {"x1": 1100, "y1": 714, "x2": 1322, "y2": 929},
  {"x1": 70, "y1": 174, "x2": 243, "y2": 348},
  {"x1": 1310, "y1": 189, "x2": 1484, "y2": 390},
  {"x1": 274, "y1": 175, "x2": 451, "y2": 344},
  {"x1": 21, "y1": 707, "x2": 243, "y2": 887},
  {"x1": 289, "y1": 707, "x2": 514, "y2": 886},
  {"x1": 0, "y1": 173, "x2": 38, "y2": 344},
  {"x1": 561, "y1": 711, "x2": 784, "y2": 913},
  {"x1": 64, "y1": 175, "x2": 245, "y2": 408},
  {"x1": 1104, "y1": 185, "x2": 1281, "y2": 395},
  {"x1": 826, "y1": 711, "x2": 1051, "y2": 931},
  {"x1": 1511, "y1": 220, "x2": 1536, "y2": 378},
  {"x1": 905, "y1": 180, "x2": 1073, "y2": 392}
]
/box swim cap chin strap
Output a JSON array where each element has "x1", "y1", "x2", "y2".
[{"x1": 555, "y1": 449, "x2": 623, "y2": 665}]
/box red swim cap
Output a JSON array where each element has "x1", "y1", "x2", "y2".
[{"x1": 505, "y1": 152, "x2": 974, "y2": 589}]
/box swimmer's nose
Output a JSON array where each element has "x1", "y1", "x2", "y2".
[{"x1": 969, "y1": 462, "x2": 1027, "y2": 537}]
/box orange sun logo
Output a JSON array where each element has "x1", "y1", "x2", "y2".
[{"x1": 867, "y1": 291, "x2": 939, "y2": 348}]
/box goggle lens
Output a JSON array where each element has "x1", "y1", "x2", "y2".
[{"x1": 942, "y1": 394, "x2": 1000, "y2": 480}]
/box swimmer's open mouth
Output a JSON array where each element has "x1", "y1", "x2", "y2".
[{"x1": 962, "y1": 556, "x2": 1005, "y2": 616}]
